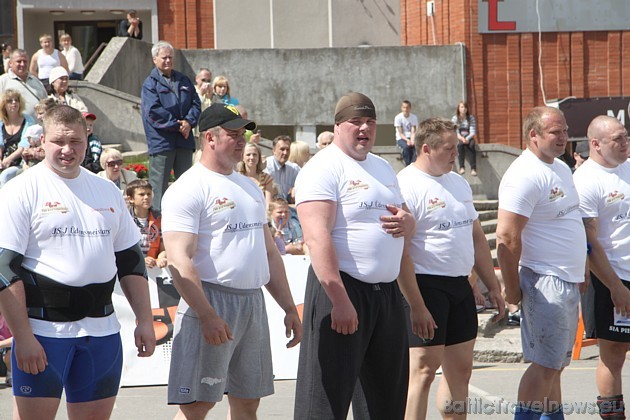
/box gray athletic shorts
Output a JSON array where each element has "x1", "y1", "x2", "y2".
[
  {"x1": 520, "y1": 266, "x2": 580, "y2": 370},
  {"x1": 167, "y1": 282, "x2": 274, "y2": 405}
]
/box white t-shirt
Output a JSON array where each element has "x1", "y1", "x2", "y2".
[
  {"x1": 0, "y1": 164, "x2": 141, "y2": 338},
  {"x1": 499, "y1": 149, "x2": 586, "y2": 283},
  {"x1": 398, "y1": 165, "x2": 478, "y2": 277},
  {"x1": 295, "y1": 144, "x2": 405, "y2": 283},
  {"x1": 574, "y1": 159, "x2": 630, "y2": 280},
  {"x1": 394, "y1": 112, "x2": 419, "y2": 142},
  {"x1": 162, "y1": 164, "x2": 270, "y2": 290}
]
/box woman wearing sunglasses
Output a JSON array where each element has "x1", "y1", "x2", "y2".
[
  {"x1": 0, "y1": 89, "x2": 36, "y2": 186},
  {"x1": 97, "y1": 148, "x2": 137, "y2": 192}
]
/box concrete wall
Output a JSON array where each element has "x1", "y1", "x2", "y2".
[
  {"x1": 183, "y1": 45, "x2": 466, "y2": 127},
  {"x1": 214, "y1": 0, "x2": 399, "y2": 49},
  {"x1": 71, "y1": 81, "x2": 147, "y2": 153}
]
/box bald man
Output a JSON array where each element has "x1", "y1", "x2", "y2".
[{"x1": 574, "y1": 116, "x2": 630, "y2": 419}]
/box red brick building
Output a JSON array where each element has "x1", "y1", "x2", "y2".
[{"x1": 401, "y1": 0, "x2": 630, "y2": 148}]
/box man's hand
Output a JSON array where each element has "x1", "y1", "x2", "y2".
[
  {"x1": 283, "y1": 310, "x2": 302, "y2": 348},
  {"x1": 409, "y1": 305, "x2": 438, "y2": 340},
  {"x1": 200, "y1": 313, "x2": 233, "y2": 345},
  {"x1": 134, "y1": 321, "x2": 156, "y2": 357},
  {"x1": 504, "y1": 284, "x2": 522, "y2": 306},
  {"x1": 381, "y1": 204, "x2": 416, "y2": 238},
  {"x1": 178, "y1": 120, "x2": 192, "y2": 139},
  {"x1": 156, "y1": 257, "x2": 168, "y2": 268},
  {"x1": 611, "y1": 283, "x2": 630, "y2": 317},
  {"x1": 486, "y1": 289, "x2": 506, "y2": 322},
  {"x1": 145, "y1": 256, "x2": 156, "y2": 269},
  {"x1": 14, "y1": 334, "x2": 47, "y2": 374},
  {"x1": 331, "y1": 299, "x2": 358, "y2": 335}
]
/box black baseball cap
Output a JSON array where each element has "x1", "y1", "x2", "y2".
[
  {"x1": 575, "y1": 141, "x2": 589, "y2": 159},
  {"x1": 198, "y1": 103, "x2": 256, "y2": 132}
]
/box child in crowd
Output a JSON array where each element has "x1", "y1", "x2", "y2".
[
  {"x1": 126, "y1": 179, "x2": 167, "y2": 268},
  {"x1": 0, "y1": 312, "x2": 12, "y2": 387},
  {"x1": 81, "y1": 112, "x2": 102, "y2": 173},
  {"x1": 21, "y1": 124, "x2": 44, "y2": 169},
  {"x1": 268, "y1": 223, "x2": 286, "y2": 255},
  {"x1": 268, "y1": 197, "x2": 305, "y2": 255}
]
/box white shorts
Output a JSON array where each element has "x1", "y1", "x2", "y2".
[
  {"x1": 519, "y1": 266, "x2": 580, "y2": 370},
  {"x1": 167, "y1": 282, "x2": 274, "y2": 404}
]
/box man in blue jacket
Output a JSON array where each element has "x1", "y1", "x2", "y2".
[{"x1": 141, "y1": 40, "x2": 200, "y2": 212}]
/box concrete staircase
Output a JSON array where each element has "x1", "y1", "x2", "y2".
[{"x1": 472, "y1": 198, "x2": 524, "y2": 362}]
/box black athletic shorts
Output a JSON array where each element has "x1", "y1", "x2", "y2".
[
  {"x1": 403, "y1": 273, "x2": 478, "y2": 347},
  {"x1": 592, "y1": 273, "x2": 630, "y2": 342}
]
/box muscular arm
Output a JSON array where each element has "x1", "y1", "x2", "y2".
[
  {"x1": 297, "y1": 200, "x2": 358, "y2": 335},
  {"x1": 163, "y1": 231, "x2": 233, "y2": 345},
  {"x1": 472, "y1": 219, "x2": 505, "y2": 321},
  {"x1": 583, "y1": 217, "x2": 630, "y2": 314},
  {"x1": 0, "y1": 282, "x2": 46, "y2": 374},
  {"x1": 262, "y1": 225, "x2": 301, "y2": 348},
  {"x1": 496, "y1": 209, "x2": 529, "y2": 305},
  {"x1": 119, "y1": 274, "x2": 156, "y2": 357}
]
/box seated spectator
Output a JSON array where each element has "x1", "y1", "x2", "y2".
[
  {"x1": 236, "y1": 142, "x2": 276, "y2": 207},
  {"x1": 59, "y1": 34, "x2": 84, "y2": 80},
  {"x1": 126, "y1": 179, "x2": 167, "y2": 269},
  {"x1": 34, "y1": 97, "x2": 57, "y2": 122},
  {"x1": 268, "y1": 197, "x2": 305, "y2": 255},
  {"x1": 48, "y1": 66, "x2": 88, "y2": 112},
  {"x1": 452, "y1": 100, "x2": 478, "y2": 176},
  {"x1": 316, "y1": 131, "x2": 333, "y2": 149},
  {"x1": 264, "y1": 135, "x2": 300, "y2": 202},
  {"x1": 0, "y1": 312, "x2": 12, "y2": 386},
  {"x1": 211, "y1": 75, "x2": 239, "y2": 106},
  {"x1": 0, "y1": 90, "x2": 35, "y2": 187},
  {"x1": 118, "y1": 9, "x2": 143, "y2": 39},
  {"x1": 21, "y1": 124, "x2": 44, "y2": 169},
  {"x1": 82, "y1": 112, "x2": 102, "y2": 173},
  {"x1": 29, "y1": 33, "x2": 68, "y2": 87},
  {"x1": 98, "y1": 148, "x2": 137, "y2": 192},
  {"x1": 288, "y1": 140, "x2": 311, "y2": 168},
  {"x1": 0, "y1": 43, "x2": 11, "y2": 75}
]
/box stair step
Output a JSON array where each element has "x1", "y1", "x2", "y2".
[
  {"x1": 480, "y1": 219, "x2": 497, "y2": 235},
  {"x1": 474, "y1": 200, "x2": 499, "y2": 211},
  {"x1": 478, "y1": 209, "x2": 498, "y2": 222},
  {"x1": 485, "y1": 232, "x2": 496, "y2": 250},
  {"x1": 102, "y1": 143, "x2": 123, "y2": 151}
]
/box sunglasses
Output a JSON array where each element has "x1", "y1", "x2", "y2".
[
  {"x1": 200, "y1": 79, "x2": 210, "y2": 83},
  {"x1": 7, "y1": 99, "x2": 19, "y2": 104},
  {"x1": 106, "y1": 160, "x2": 123, "y2": 167}
]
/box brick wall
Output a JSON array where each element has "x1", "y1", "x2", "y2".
[
  {"x1": 157, "y1": 0, "x2": 214, "y2": 49},
  {"x1": 401, "y1": 0, "x2": 630, "y2": 148}
]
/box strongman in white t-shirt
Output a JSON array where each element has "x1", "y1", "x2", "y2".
[
  {"x1": 497, "y1": 106, "x2": 586, "y2": 419},
  {"x1": 397, "y1": 118, "x2": 504, "y2": 419},
  {"x1": 0, "y1": 106, "x2": 155, "y2": 420},
  {"x1": 574, "y1": 115, "x2": 630, "y2": 419},
  {"x1": 294, "y1": 92, "x2": 424, "y2": 420},
  {"x1": 161, "y1": 103, "x2": 300, "y2": 420}
]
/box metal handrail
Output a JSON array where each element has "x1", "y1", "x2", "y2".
[{"x1": 83, "y1": 42, "x2": 108, "y2": 76}]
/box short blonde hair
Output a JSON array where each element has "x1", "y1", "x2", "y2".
[
  {"x1": 39, "y1": 34, "x2": 52, "y2": 42},
  {"x1": 212, "y1": 75, "x2": 230, "y2": 96},
  {"x1": 288, "y1": 141, "x2": 310, "y2": 167},
  {"x1": 100, "y1": 148, "x2": 123, "y2": 170}
]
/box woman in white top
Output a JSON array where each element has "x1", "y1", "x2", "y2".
[
  {"x1": 47, "y1": 67, "x2": 88, "y2": 113},
  {"x1": 29, "y1": 34, "x2": 68, "y2": 86},
  {"x1": 59, "y1": 34, "x2": 84, "y2": 80}
]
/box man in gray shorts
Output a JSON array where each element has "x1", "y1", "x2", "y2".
[
  {"x1": 161, "y1": 103, "x2": 302, "y2": 419},
  {"x1": 497, "y1": 106, "x2": 587, "y2": 419},
  {"x1": 574, "y1": 115, "x2": 630, "y2": 419}
]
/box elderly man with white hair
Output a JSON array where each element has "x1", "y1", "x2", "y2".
[{"x1": 141, "y1": 40, "x2": 200, "y2": 212}]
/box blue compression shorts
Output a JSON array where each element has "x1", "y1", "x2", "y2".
[{"x1": 12, "y1": 333, "x2": 123, "y2": 402}]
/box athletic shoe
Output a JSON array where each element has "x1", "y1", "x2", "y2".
[
  {"x1": 471, "y1": 169, "x2": 477, "y2": 176},
  {"x1": 507, "y1": 309, "x2": 521, "y2": 326},
  {"x1": 459, "y1": 167, "x2": 465, "y2": 175}
]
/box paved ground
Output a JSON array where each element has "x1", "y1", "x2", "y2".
[{"x1": 0, "y1": 345, "x2": 620, "y2": 419}]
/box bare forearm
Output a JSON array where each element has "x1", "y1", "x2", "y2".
[
  {"x1": 264, "y1": 249, "x2": 298, "y2": 314},
  {"x1": 397, "y1": 249, "x2": 425, "y2": 310},
  {"x1": 307, "y1": 237, "x2": 348, "y2": 305},
  {"x1": 0, "y1": 281, "x2": 33, "y2": 341},
  {"x1": 169, "y1": 260, "x2": 215, "y2": 319},
  {"x1": 119, "y1": 275, "x2": 153, "y2": 324},
  {"x1": 496, "y1": 239, "x2": 521, "y2": 291},
  {"x1": 473, "y1": 225, "x2": 501, "y2": 293}
]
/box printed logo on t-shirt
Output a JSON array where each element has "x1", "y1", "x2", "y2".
[
  {"x1": 212, "y1": 197, "x2": 236, "y2": 213},
  {"x1": 606, "y1": 190, "x2": 625, "y2": 205},
  {"x1": 437, "y1": 218, "x2": 474, "y2": 231},
  {"x1": 548, "y1": 187, "x2": 565, "y2": 202},
  {"x1": 225, "y1": 221, "x2": 265, "y2": 233},
  {"x1": 427, "y1": 197, "x2": 446, "y2": 212},
  {"x1": 92, "y1": 207, "x2": 115, "y2": 213},
  {"x1": 41, "y1": 201, "x2": 69, "y2": 214},
  {"x1": 347, "y1": 179, "x2": 369, "y2": 192},
  {"x1": 51, "y1": 226, "x2": 112, "y2": 237}
]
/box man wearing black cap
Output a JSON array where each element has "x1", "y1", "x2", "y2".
[
  {"x1": 293, "y1": 92, "x2": 428, "y2": 419},
  {"x1": 161, "y1": 103, "x2": 302, "y2": 420}
]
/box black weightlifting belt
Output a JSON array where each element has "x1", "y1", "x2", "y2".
[{"x1": 20, "y1": 267, "x2": 116, "y2": 322}]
